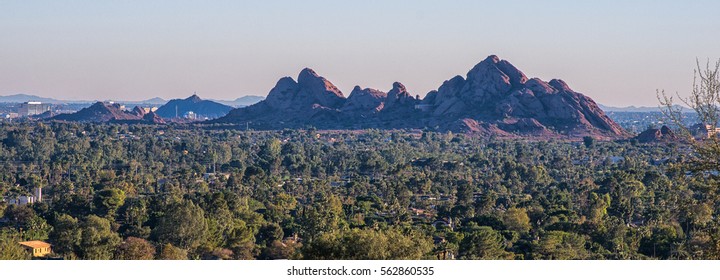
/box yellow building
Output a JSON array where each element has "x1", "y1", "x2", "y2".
[{"x1": 19, "y1": 241, "x2": 52, "y2": 257}]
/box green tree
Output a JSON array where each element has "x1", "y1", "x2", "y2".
[
  {"x1": 300, "y1": 194, "x2": 347, "y2": 240},
  {"x1": 459, "y1": 226, "x2": 512, "y2": 260},
  {"x1": 0, "y1": 229, "x2": 31, "y2": 260},
  {"x1": 152, "y1": 200, "x2": 208, "y2": 251},
  {"x1": 502, "y1": 207, "x2": 531, "y2": 234},
  {"x1": 583, "y1": 136, "x2": 594, "y2": 148},
  {"x1": 304, "y1": 227, "x2": 432, "y2": 260},
  {"x1": 93, "y1": 188, "x2": 126, "y2": 218},
  {"x1": 158, "y1": 243, "x2": 188, "y2": 260},
  {"x1": 49, "y1": 214, "x2": 82, "y2": 257},
  {"x1": 532, "y1": 231, "x2": 589, "y2": 260},
  {"x1": 79, "y1": 215, "x2": 122, "y2": 260}
]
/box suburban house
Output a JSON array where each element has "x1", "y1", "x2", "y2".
[{"x1": 19, "y1": 240, "x2": 52, "y2": 257}]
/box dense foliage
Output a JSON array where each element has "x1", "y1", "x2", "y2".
[{"x1": 0, "y1": 122, "x2": 718, "y2": 260}]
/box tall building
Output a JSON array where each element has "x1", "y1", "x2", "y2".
[
  {"x1": 184, "y1": 111, "x2": 197, "y2": 120},
  {"x1": 18, "y1": 102, "x2": 51, "y2": 117}
]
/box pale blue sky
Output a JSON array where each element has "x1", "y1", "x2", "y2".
[{"x1": 1, "y1": 0, "x2": 718, "y2": 106}]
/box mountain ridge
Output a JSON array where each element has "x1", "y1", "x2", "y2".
[{"x1": 213, "y1": 55, "x2": 628, "y2": 139}]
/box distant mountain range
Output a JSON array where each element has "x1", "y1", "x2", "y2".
[
  {"x1": 16, "y1": 55, "x2": 696, "y2": 139},
  {"x1": 213, "y1": 55, "x2": 627, "y2": 139},
  {"x1": 0, "y1": 94, "x2": 64, "y2": 104},
  {"x1": 0, "y1": 94, "x2": 264, "y2": 107},
  {"x1": 598, "y1": 104, "x2": 693, "y2": 113}
]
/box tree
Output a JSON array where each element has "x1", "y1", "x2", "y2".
[
  {"x1": 583, "y1": 136, "x2": 594, "y2": 148},
  {"x1": 639, "y1": 225, "x2": 683, "y2": 259},
  {"x1": 158, "y1": 243, "x2": 188, "y2": 260},
  {"x1": 0, "y1": 229, "x2": 31, "y2": 260},
  {"x1": 49, "y1": 214, "x2": 82, "y2": 257},
  {"x1": 502, "y1": 207, "x2": 531, "y2": 234},
  {"x1": 119, "y1": 198, "x2": 150, "y2": 238},
  {"x1": 303, "y1": 227, "x2": 432, "y2": 260},
  {"x1": 259, "y1": 138, "x2": 282, "y2": 175},
  {"x1": 225, "y1": 219, "x2": 257, "y2": 260},
  {"x1": 300, "y1": 194, "x2": 347, "y2": 240},
  {"x1": 116, "y1": 237, "x2": 156, "y2": 260},
  {"x1": 260, "y1": 240, "x2": 302, "y2": 260},
  {"x1": 257, "y1": 223, "x2": 284, "y2": 247},
  {"x1": 93, "y1": 188, "x2": 126, "y2": 218},
  {"x1": 79, "y1": 215, "x2": 122, "y2": 260},
  {"x1": 459, "y1": 226, "x2": 512, "y2": 260},
  {"x1": 152, "y1": 200, "x2": 208, "y2": 251},
  {"x1": 532, "y1": 231, "x2": 589, "y2": 260}
]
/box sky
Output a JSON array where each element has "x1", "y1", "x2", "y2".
[{"x1": 1, "y1": 0, "x2": 719, "y2": 106}]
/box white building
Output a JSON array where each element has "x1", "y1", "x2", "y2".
[
  {"x1": 4, "y1": 187, "x2": 42, "y2": 205},
  {"x1": 184, "y1": 111, "x2": 197, "y2": 120},
  {"x1": 18, "y1": 102, "x2": 51, "y2": 117},
  {"x1": 6, "y1": 195, "x2": 36, "y2": 205}
]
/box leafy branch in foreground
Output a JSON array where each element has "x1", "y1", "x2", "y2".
[{"x1": 659, "y1": 58, "x2": 720, "y2": 173}]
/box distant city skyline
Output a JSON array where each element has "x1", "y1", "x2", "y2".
[{"x1": 1, "y1": 0, "x2": 719, "y2": 106}]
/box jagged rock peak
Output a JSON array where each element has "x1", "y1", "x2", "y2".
[
  {"x1": 391, "y1": 82, "x2": 407, "y2": 93},
  {"x1": 388, "y1": 82, "x2": 410, "y2": 98},
  {"x1": 296, "y1": 68, "x2": 344, "y2": 97},
  {"x1": 387, "y1": 81, "x2": 413, "y2": 102},
  {"x1": 348, "y1": 86, "x2": 386, "y2": 98},
  {"x1": 484, "y1": 55, "x2": 501, "y2": 64},
  {"x1": 343, "y1": 86, "x2": 387, "y2": 113},
  {"x1": 468, "y1": 55, "x2": 528, "y2": 87},
  {"x1": 298, "y1": 68, "x2": 320, "y2": 83}
]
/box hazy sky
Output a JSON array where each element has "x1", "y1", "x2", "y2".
[{"x1": 1, "y1": 0, "x2": 719, "y2": 106}]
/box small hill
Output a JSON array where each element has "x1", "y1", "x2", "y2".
[
  {"x1": 635, "y1": 125, "x2": 678, "y2": 143},
  {"x1": 52, "y1": 102, "x2": 143, "y2": 122},
  {"x1": 136, "y1": 97, "x2": 167, "y2": 105},
  {"x1": 213, "y1": 96, "x2": 265, "y2": 107},
  {"x1": 155, "y1": 95, "x2": 233, "y2": 119}
]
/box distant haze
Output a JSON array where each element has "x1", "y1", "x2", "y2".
[{"x1": 1, "y1": 1, "x2": 719, "y2": 106}]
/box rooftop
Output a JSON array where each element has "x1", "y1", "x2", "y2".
[{"x1": 19, "y1": 240, "x2": 52, "y2": 248}]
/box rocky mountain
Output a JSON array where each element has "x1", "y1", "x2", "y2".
[
  {"x1": 213, "y1": 55, "x2": 627, "y2": 139},
  {"x1": 419, "y1": 55, "x2": 626, "y2": 137},
  {"x1": 51, "y1": 102, "x2": 163, "y2": 124},
  {"x1": 635, "y1": 125, "x2": 678, "y2": 143},
  {"x1": 155, "y1": 95, "x2": 234, "y2": 119}
]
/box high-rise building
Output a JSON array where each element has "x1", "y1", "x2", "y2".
[
  {"x1": 184, "y1": 111, "x2": 197, "y2": 120},
  {"x1": 18, "y1": 102, "x2": 51, "y2": 116}
]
